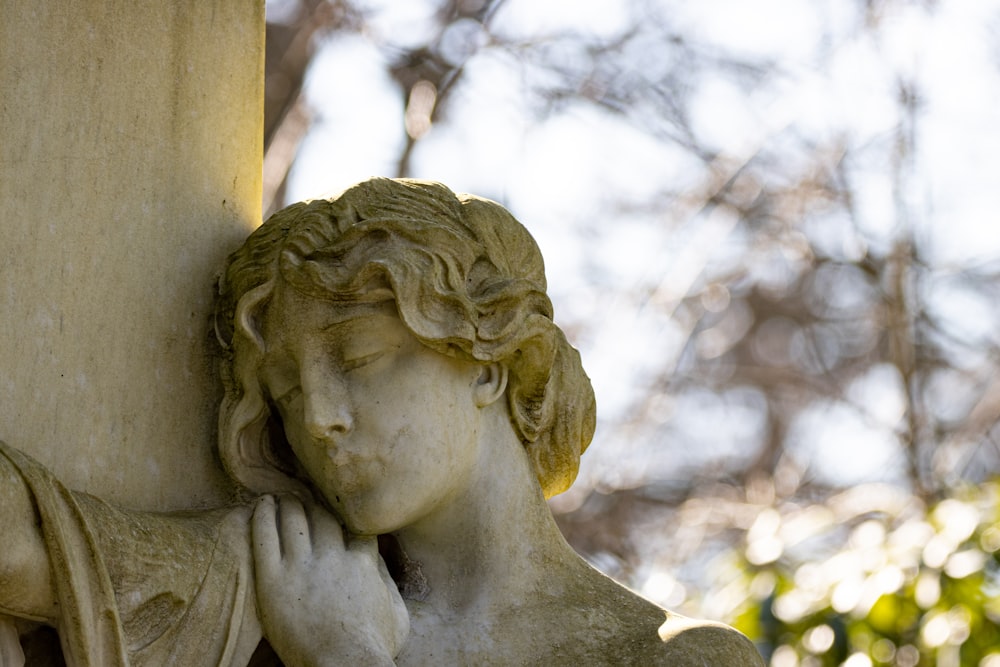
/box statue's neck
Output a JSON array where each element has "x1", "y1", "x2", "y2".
[{"x1": 388, "y1": 407, "x2": 578, "y2": 615}]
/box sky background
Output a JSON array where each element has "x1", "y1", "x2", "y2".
[{"x1": 272, "y1": 0, "x2": 1000, "y2": 507}]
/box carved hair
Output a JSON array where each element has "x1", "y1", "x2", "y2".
[{"x1": 215, "y1": 178, "x2": 595, "y2": 499}]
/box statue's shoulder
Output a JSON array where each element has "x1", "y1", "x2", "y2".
[
  {"x1": 557, "y1": 567, "x2": 764, "y2": 665},
  {"x1": 653, "y1": 614, "x2": 765, "y2": 666}
]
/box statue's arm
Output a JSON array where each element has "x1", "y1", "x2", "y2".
[{"x1": 0, "y1": 451, "x2": 57, "y2": 622}]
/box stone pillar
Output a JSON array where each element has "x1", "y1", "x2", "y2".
[{"x1": 0, "y1": 1, "x2": 264, "y2": 509}]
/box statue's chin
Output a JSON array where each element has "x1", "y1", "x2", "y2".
[{"x1": 334, "y1": 495, "x2": 397, "y2": 537}]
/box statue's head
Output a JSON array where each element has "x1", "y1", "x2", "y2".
[{"x1": 215, "y1": 178, "x2": 595, "y2": 501}]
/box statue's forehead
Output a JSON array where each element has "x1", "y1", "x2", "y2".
[{"x1": 264, "y1": 288, "x2": 397, "y2": 336}]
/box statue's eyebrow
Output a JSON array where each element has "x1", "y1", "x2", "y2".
[{"x1": 318, "y1": 305, "x2": 397, "y2": 334}]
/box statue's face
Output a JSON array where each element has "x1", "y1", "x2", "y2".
[{"x1": 259, "y1": 283, "x2": 483, "y2": 536}]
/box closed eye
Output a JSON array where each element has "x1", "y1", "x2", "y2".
[
  {"x1": 342, "y1": 351, "x2": 385, "y2": 372},
  {"x1": 271, "y1": 384, "x2": 302, "y2": 405}
]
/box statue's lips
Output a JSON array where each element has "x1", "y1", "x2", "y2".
[{"x1": 324, "y1": 451, "x2": 379, "y2": 492}]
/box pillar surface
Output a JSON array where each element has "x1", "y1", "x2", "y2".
[{"x1": 0, "y1": 1, "x2": 265, "y2": 509}]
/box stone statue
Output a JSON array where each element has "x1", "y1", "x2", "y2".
[{"x1": 0, "y1": 177, "x2": 764, "y2": 665}]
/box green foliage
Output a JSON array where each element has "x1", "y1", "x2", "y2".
[{"x1": 720, "y1": 482, "x2": 1000, "y2": 666}]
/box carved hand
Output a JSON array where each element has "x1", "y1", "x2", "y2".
[{"x1": 252, "y1": 495, "x2": 409, "y2": 667}]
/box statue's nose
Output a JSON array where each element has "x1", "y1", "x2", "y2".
[{"x1": 303, "y1": 371, "x2": 353, "y2": 439}]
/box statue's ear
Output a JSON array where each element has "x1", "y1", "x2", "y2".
[{"x1": 474, "y1": 363, "x2": 508, "y2": 407}]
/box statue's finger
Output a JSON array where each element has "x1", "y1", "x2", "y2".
[
  {"x1": 251, "y1": 494, "x2": 280, "y2": 571},
  {"x1": 276, "y1": 495, "x2": 310, "y2": 562},
  {"x1": 346, "y1": 533, "x2": 378, "y2": 557},
  {"x1": 375, "y1": 553, "x2": 401, "y2": 597},
  {"x1": 309, "y1": 503, "x2": 346, "y2": 552},
  {"x1": 376, "y1": 555, "x2": 410, "y2": 651}
]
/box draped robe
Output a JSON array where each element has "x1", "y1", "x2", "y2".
[{"x1": 0, "y1": 442, "x2": 270, "y2": 666}]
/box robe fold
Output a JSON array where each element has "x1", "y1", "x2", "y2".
[{"x1": 0, "y1": 442, "x2": 265, "y2": 666}]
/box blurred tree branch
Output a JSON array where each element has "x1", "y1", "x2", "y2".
[{"x1": 263, "y1": 1, "x2": 1000, "y2": 660}]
